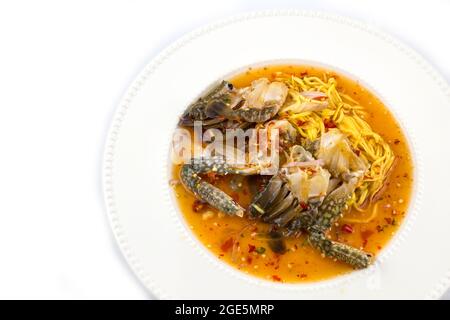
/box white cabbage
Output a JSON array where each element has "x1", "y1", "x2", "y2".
[
  {"x1": 317, "y1": 129, "x2": 367, "y2": 178},
  {"x1": 284, "y1": 166, "x2": 331, "y2": 203}
]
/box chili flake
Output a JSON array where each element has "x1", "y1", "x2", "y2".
[
  {"x1": 341, "y1": 224, "x2": 354, "y2": 234},
  {"x1": 272, "y1": 275, "x2": 282, "y2": 282},
  {"x1": 300, "y1": 201, "x2": 309, "y2": 210},
  {"x1": 324, "y1": 119, "x2": 336, "y2": 129},
  {"x1": 192, "y1": 200, "x2": 205, "y2": 213},
  {"x1": 220, "y1": 237, "x2": 234, "y2": 252}
]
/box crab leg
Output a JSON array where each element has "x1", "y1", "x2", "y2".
[
  {"x1": 308, "y1": 230, "x2": 373, "y2": 269},
  {"x1": 307, "y1": 177, "x2": 373, "y2": 268},
  {"x1": 180, "y1": 156, "x2": 263, "y2": 217},
  {"x1": 312, "y1": 177, "x2": 358, "y2": 231}
]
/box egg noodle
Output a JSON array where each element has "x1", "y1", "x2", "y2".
[{"x1": 275, "y1": 73, "x2": 395, "y2": 218}]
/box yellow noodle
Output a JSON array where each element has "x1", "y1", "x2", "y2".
[
  {"x1": 277, "y1": 74, "x2": 395, "y2": 214},
  {"x1": 342, "y1": 202, "x2": 380, "y2": 224}
]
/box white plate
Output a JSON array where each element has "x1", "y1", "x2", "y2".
[{"x1": 103, "y1": 10, "x2": 450, "y2": 299}]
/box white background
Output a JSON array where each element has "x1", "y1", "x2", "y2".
[{"x1": 0, "y1": 0, "x2": 449, "y2": 299}]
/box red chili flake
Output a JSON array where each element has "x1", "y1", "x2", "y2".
[
  {"x1": 206, "y1": 172, "x2": 218, "y2": 183},
  {"x1": 300, "y1": 201, "x2": 309, "y2": 210},
  {"x1": 361, "y1": 230, "x2": 373, "y2": 242},
  {"x1": 248, "y1": 244, "x2": 256, "y2": 253},
  {"x1": 354, "y1": 149, "x2": 361, "y2": 156},
  {"x1": 272, "y1": 275, "x2": 282, "y2": 282},
  {"x1": 377, "y1": 245, "x2": 382, "y2": 250},
  {"x1": 300, "y1": 71, "x2": 308, "y2": 76},
  {"x1": 341, "y1": 224, "x2": 354, "y2": 234},
  {"x1": 220, "y1": 237, "x2": 234, "y2": 252},
  {"x1": 192, "y1": 200, "x2": 205, "y2": 213},
  {"x1": 384, "y1": 217, "x2": 392, "y2": 225},
  {"x1": 324, "y1": 119, "x2": 336, "y2": 129},
  {"x1": 362, "y1": 239, "x2": 368, "y2": 248},
  {"x1": 300, "y1": 274, "x2": 307, "y2": 279},
  {"x1": 296, "y1": 120, "x2": 305, "y2": 127},
  {"x1": 394, "y1": 139, "x2": 400, "y2": 145},
  {"x1": 247, "y1": 256, "x2": 253, "y2": 264}
]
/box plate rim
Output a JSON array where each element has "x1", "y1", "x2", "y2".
[{"x1": 103, "y1": 9, "x2": 450, "y2": 299}]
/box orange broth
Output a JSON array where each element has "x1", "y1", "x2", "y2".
[{"x1": 171, "y1": 65, "x2": 414, "y2": 283}]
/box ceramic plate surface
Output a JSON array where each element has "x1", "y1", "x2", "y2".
[{"x1": 103, "y1": 10, "x2": 450, "y2": 299}]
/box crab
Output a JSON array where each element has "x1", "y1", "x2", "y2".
[{"x1": 176, "y1": 78, "x2": 373, "y2": 269}]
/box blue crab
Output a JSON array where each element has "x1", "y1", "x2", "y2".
[
  {"x1": 179, "y1": 78, "x2": 288, "y2": 127},
  {"x1": 177, "y1": 79, "x2": 373, "y2": 269}
]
